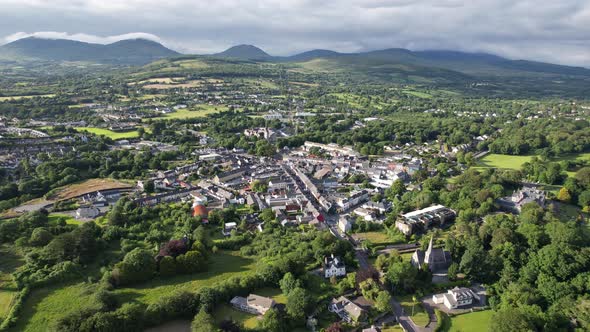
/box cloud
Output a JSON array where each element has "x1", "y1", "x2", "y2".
[{"x1": 0, "y1": 0, "x2": 589, "y2": 67}]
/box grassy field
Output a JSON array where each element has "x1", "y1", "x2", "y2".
[
  {"x1": 475, "y1": 154, "x2": 534, "y2": 170},
  {"x1": 476, "y1": 152, "x2": 590, "y2": 172},
  {"x1": 10, "y1": 283, "x2": 103, "y2": 332},
  {"x1": 354, "y1": 231, "x2": 391, "y2": 244},
  {"x1": 153, "y1": 104, "x2": 228, "y2": 120},
  {"x1": 0, "y1": 94, "x2": 55, "y2": 101},
  {"x1": 447, "y1": 310, "x2": 493, "y2": 332},
  {"x1": 402, "y1": 90, "x2": 433, "y2": 99},
  {"x1": 0, "y1": 245, "x2": 23, "y2": 320},
  {"x1": 114, "y1": 251, "x2": 256, "y2": 305},
  {"x1": 397, "y1": 295, "x2": 430, "y2": 327},
  {"x1": 11, "y1": 251, "x2": 254, "y2": 331},
  {"x1": 74, "y1": 127, "x2": 140, "y2": 140},
  {"x1": 48, "y1": 213, "x2": 82, "y2": 226}
]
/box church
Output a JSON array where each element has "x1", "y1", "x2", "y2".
[{"x1": 411, "y1": 236, "x2": 452, "y2": 272}]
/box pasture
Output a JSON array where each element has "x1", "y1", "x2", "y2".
[
  {"x1": 74, "y1": 127, "x2": 140, "y2": 140},
  {"x1": 154, "y1": 104, "x2": 228, "y2": 120}
]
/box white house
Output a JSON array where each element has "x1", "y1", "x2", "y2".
[
  {"x1": 75, "y1": 206, "x2": 100, "y2": 219},
  {"x1": 432, "y1": 287, "x2": 481, "y2": 310},
  {"x1": 222, "y1": 222, "x2": 237, "y2": 236},
  {"x1": 324, "y1": 254, "x2": 346, "y2": 278},
  {"x1": 230, "y1": 294, "x2": 276, "y2": 315},
  {"x1": 338, "y1": 215, "x2": 353, "y2": 233}
]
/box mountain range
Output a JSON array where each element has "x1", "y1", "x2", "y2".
[
  {"x1": 1, "y1": 37, "x2": 589, "y2": 78},
  {"x1": 0, "y1": 37, "x2": 179, "y2": 64}
]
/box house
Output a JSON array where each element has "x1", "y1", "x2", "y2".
[
  {"x1": 230, "y1": 294, "x2": 276, "y2": 315},
  {"x1": 411, "y1": 236, "x2": 451, "y2": 272},
  {"x1": 329, "y1": 296, "x2": 367, "y2": 323},
  {"x1": 214, "y1": 168, "x2": 246, "y2": 184},
  {"x1": 497, "y1": 185, "x2": 546, "y2": 213},
  {"x1": 192, "y1": 203, "x2": 209, "y2": 222},
  {"x1": 222, "y1": 222, "x2": 237, "y2": 236},
  {"x1": 432, "y1": 287, "x2": 482, "y2": 310},
  {"x1": 336, "y1": 190, "x2": 370, "y2": 211},
  {"x1": 362, "y1": 326, "x2": 381, "y2": 332},
  {"x1": 324, "y1": 254, "x2": 346, "y2": 278},
  {"x1": 75, "y1": 206, "x2": 100, "y2": 219},
  {"x1": 353, "y1": 207, "x2": 376, "y2": 222},
  {"x1": 396, "y1": 205, "x2": 456, "y2": 235},
  {"x1": 338, "y1": 215, "x2": 354, "y2": 233}
]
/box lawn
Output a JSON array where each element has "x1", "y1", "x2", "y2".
[
  {"x1": 11, "y1": 251, "x2": 254, "y2": 331},
  {"x1": 0, "y1": 245, "x2": 23, "y2": 320},
  {"x1": 475, "y1": 154, "x2": 534, "y2": 170},
  {"x1": 397, "y1": 295, "x2": 430, "y2": 327},
  {"x1": 447, "y1": 310, "x2": 493, "y2": 332},
  {"x1": 74, "y1": 127, "x2": 140, "y2": 140},
  {"x1": 475, "y1": 152, "x2": 590, "y2": 173},
  {"x1": 354, "y1": 231, "x2": 391, "y2": 244},
  {"x1": 153, "y1": 104, "x2": 228, "y2": 120},
  {"x1": 48, "y1": 213, "x2": 82, "y2": 226},
  {"x1": 113, "y1": 251, "x2": 256, "y2": 305}
]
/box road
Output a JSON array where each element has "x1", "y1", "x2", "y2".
[{"x1": 355, "y1": 235, "x2": 436, "y2": 332}]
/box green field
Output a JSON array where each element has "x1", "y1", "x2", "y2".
[
  {"x1": 48, "y1": 214, "x2": 82, "y2": 226},
  {"x1": 475, "y1": 154, "x2": 535, "y2": 170},
  {"x1": 355, "y1": 231, "x2": 392, "y2": 244},
  {"x1": 114, "y1": 251, "x2": 256, "y2": 305},
  {"x1": 11, "y1": 251, "x2": 256, "y2": 331},
  {"x1": 447, "y1": 310, "x2": 493, "y2": 332},
  {"x1": 0, "y1": 94, "x2": 56, "y2": 101},
  {"x1": 476, "y1": 153, "x2": 590, "y2": 172},
  {"x1": 402, "y1": 90, "x2": 432, "y2": 99},
  {"x1": 153, "y1": 104, "x2": 228, "y2": 120},
  {"x1": 74, "y1": 127, "x2": 140, "y2": 140},
  {"x1": 0, "y1": 246, "x2": 23, "y2": 320}
]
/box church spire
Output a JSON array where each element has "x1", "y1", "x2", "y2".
[{"x1": 425, "y1": 235, "x2": 434, "y2": 265}]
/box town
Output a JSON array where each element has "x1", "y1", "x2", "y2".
[{"x1": 0, "y1": 34, "x2": 589, "y2": 332}]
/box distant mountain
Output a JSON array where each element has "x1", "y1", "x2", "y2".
[
  {"x1": 215, "y1": 44, "x2": 271, "y2": 60},
  {"x1": 282, "y1": 47, "x2": 590, "y2": 77},
  {"x1": 0, "y1": 37, "x2": 179, "y2": 64},
  {"x1": 285, "y1": 49, "x2": 342, "y2": 61}
]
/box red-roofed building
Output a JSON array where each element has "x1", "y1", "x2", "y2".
[{"x1": 192, "y1": 204, "x2": 209, "y2": 223}]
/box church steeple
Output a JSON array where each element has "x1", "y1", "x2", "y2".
[{"x1": 425, "y1": 235, "x2": 434, "y2": 265}]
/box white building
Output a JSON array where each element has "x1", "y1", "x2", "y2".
[
  {"x1": 338, "y1": 215, "x2": 353, "y2": 233},
  {"x1": 75, "y1": 206, "x2": 100, "y2": 219},
  {"x1": 324, "y1": 254, "x2": 346, "y2": 278},
  {"x1": 432, "y1": 287, "x2": 481, "y2": 310}
]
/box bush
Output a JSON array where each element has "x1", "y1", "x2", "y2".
[
  {"x1": 434, "y1": 309, "x2": 450, "y2": 332},
  {"x1": 110, "y1": 248, "x2": 156, "y2": 286},
  {"x1": 30, "y1": 227, "x2": 53, "y2": 246}
]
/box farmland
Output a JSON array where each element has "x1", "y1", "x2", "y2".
[
  {"x1": 153, "y1": 104, "x2": 229, "y2": 120},
  {"x1": 46, "y1": 178, "x2": 132, "y2": 201},
  {"x1": 74, "y1": 127, "x2": 141, "y2": 140}
]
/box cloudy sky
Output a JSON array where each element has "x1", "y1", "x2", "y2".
[{"x1": 1, "y1": 0, "x2": 589, "y2": 67}]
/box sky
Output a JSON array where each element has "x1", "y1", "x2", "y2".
[{"x1": 1, "y1": 0, "x2": 589, "y2": 67}]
